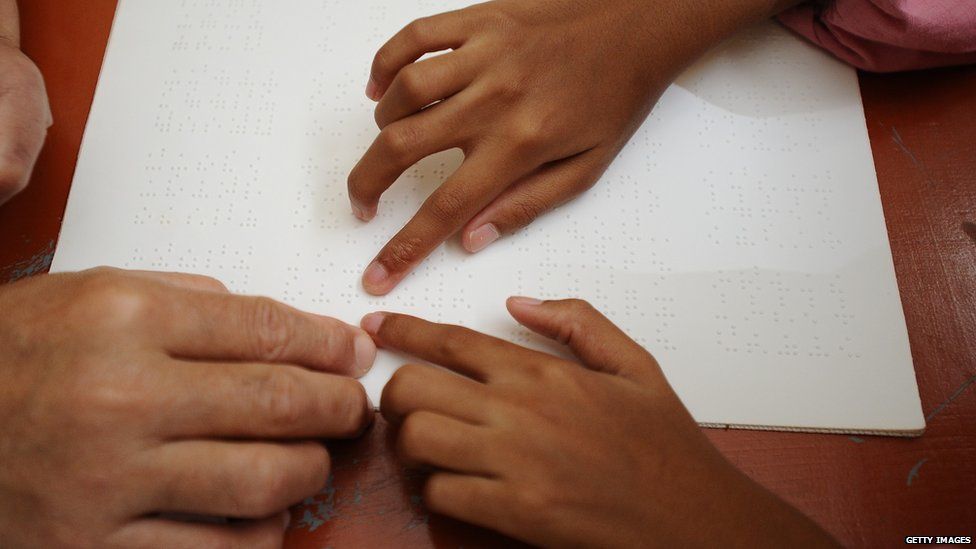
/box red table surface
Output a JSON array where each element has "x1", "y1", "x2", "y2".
[{"x1": 2, "y1": 2, "x2": 973, "y2": 547}]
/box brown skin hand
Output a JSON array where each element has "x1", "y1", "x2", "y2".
[
  {"x1": 350, "y1": 0, "x2": 803, "y2": 295},
  {"x1": 0, "y1": 0, "x2": 51, "y2": 206},
  {"x1": 364, "y1": 297, "x2": 837, "y2": 548},
  {"x1": 0, "y1": 269, "x2": 376, "y2": 548}
]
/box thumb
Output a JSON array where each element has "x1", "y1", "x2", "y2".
[
  {"x1": 461, "y1": 150, "x2": 605, "y2": 253},
  {"x1": 505, "y1": 297, "x2": 661, "y2": 382}
]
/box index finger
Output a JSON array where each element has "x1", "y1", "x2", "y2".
[
  {"x1": 361, "y1": 151, "x2": 523, "y2": 295},
  {"x1": 162, "y1": 360, "x2": 373, "y2": 440},
  {"x1": 158, "y1": 289, "x2": 377, "y2": 378},
  {"x1": 360, "y1": 311, "x2": 550, "y2": 382}
]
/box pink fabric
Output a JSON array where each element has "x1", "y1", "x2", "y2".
[{"x1": 777, "y1": 0, "x2": 976, "y2": 72}]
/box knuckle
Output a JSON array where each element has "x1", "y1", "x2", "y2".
[
  {"x1": 539, "y1": 363, "x2": 580, "y2": 390},
  {"x1": 486, "y1": 398, "x2": 526, "y2": 430},
  {"x1": 9, "y1": 52, "x2": 45, "y2": 88},
  {"x1": 403, "y1": 18, "x2": 431, "y2": 44},
  {"x1": 381, "y1": 364, "x2": 425, "y2": 418},
  {"x1": 384, "y1": 364, "x2": 417, "y2": 400},
  {"x1": 372, "y1": 44, "x2": 395, "y2": 75},
  {"x1": 507, "y1": 192, "x2": 550, "y2": 227},
  {"x1": 550, "y1": 299, "x2": 596, "y2": 342},
  {"x1": 76, "y1": 270, "x2": 150, "y2": 324},
  {"x1": 511, "y1": 117, "x2": 548, "y2": 150},
  {"x1": 311, "y1": 445, "x2": 333, "y2": 491},
  {"x1": 427, "y1": 187, "x2": 467, "y2": 225},
  {"x1": 250, "y1": 297, "x2": 292, "y2": 361},
  {"x1": 433, "y1": 327, "x2": 474, "y2": 362},
  {"x1": 246, "y1": 456, "x2": 290, "y2": 515},
  {"x1": 346, "y1": 164, "x2": 366, "y2": 199},
  {"x1": 63, "y1": 374, "x2": 156, "y2": 439},
  {"x1": 564, "y1": 298, "x2": 596, "y2": 318},
  {"x1": 554, "y1": 318, "x2": 584, "y2": 347},
  {"x1": 66, "y1": 375, "x2": 131, "y2": 421},
  {"x1": 379, "y1": 123, "x2": 423, "y2": 160},
  {"x1": 373, "y1": 105, "x2": 389, "y2": 129},
  {"x1": 259, "y1": 370, "x2": 305, "y2": 429},
  {"x1": 514, "y1": 486, "x2": 555, "y2": 526},
  {"x1": 195, "y1": 274, "x2": 228, "y2": 292},
  {"x1": 396, "y1": 65, "x2": 427, "y2": 102},
  {"x1": 565, "y1": 298, "x2": 593, "y2": 310},
  {"x1": 392, "y1": 363, "x2": 425, "y2": 385},
  {"x1": 515, "y1": 357, "x2": 550, "y2": 383},
  {"x1": 422, "y1": 477, "x2": 448, "y2": 513},
  {"x1": 319, "y1": 322, "x2": 353, "y2": 367},
  {"x1": 328, "y1": 379, "x2": 370, "y2": 437},
  {"x1": 83, "y1": 265, "x2": 121, "y2": 277},
  {"x1": 397, "y1": 413, "x2": 428, "y2": 461},
  {"x1": 483, "y1": 79, "x2": 523, "y2": 105},
  {"x1": 381, "y1": 235, "x2": 425, "y2": 271},
  {"x1": 293, "y1": 442, "x2": 332, "y2": 497}
]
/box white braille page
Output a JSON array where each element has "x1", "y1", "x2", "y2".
[{"x1": 52, "y1": 0, "x2": 925, "y2": 435}]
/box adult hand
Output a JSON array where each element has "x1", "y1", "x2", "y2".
[
  {"x1": 0, "y1": 0, "x2": 52, "y2": 205},
  {"x1": 349, "y1": 0, "x2": 797, "y2": 295},
  {"x1": 0, "y1": 269, "x2": 376, "y2": 548},
  {"x1": 363, "y1": 298, "x2": 837, "y2": 547}
]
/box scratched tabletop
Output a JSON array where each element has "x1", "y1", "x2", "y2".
[{"x1": 2, "y1": 2, "x2": 974, "y2": 547}]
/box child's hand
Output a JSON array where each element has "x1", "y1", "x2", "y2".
[
  {"x1": 349, "y1": 0, "x2": 792, "y2": 295},
  {"x1": 362, "y1": 298, "x2": 837, "y2": 547},
  {"x1": 0, "y1": 2, "x2": 52, "y2": 206}
]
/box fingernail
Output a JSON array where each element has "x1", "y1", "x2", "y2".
[
  {"x1": 365, "y1": 77, "x2": 380, "y2": 101},
  {"x1": 361, "y1": 312, "x2": 386, "y2": 336},
  {"x1": 353, "y1": 331, "x2": 377, "y2": 376},
  {"x1": 466, "y1": 223, "x2": 501, "y2": 253},
  {"x1": 358, "y1": 393, "x2": 377, "y2": 437},
  {"x1": 351, "y1": 202, "x2": 376, "y2": 222},
  {"x1": 509, "y1": 296, "x2": 544, "y2": 307},
  {"x1": 362, "y1": 262, "x2": 391, "y2": 294},
  {"x1": 281, "y1": 511, "x2": 292, "y2": 530}
]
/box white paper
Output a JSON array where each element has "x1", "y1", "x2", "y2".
[{"x1": 52, "y1": 0, "x2": 925, "y2": 435}]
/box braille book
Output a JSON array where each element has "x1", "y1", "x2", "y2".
[{"x1": 52, "y1": 0, "x2": 925, "y2": 435}]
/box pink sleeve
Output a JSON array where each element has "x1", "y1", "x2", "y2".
[{"x1": 777, "y1": 0, "x2": 976, "y2": 72}]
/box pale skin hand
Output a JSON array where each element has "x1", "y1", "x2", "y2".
[
  {"x1": 0, "y1": 0, "x2": 52, "y2": 205},
  {"x1": 349, "y1": 0, "x2": 802, "y2": 295},
  {"x1": 0, "y1": 269, "x2": 377, "y2": 549},
  {"x1": 362, "y1": 298, "x2": 838, "y2": 548}
]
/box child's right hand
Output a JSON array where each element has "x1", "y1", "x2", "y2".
[
  {"x1": 349, "y1": 0, "x2": 798, "y2": 295},
  {"x1": 364, "y1": 298, "x2": 837, "y2": 547}
]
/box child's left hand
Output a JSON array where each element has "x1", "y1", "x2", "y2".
[{"x1": 362, "y1": 298, "x2": 837, "y2": 547}]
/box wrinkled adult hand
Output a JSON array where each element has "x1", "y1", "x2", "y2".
[
  {"x1": 350, "y1": 0, "x2": 794, "y2": 294},
  {"x1": 0, "y1": 269, "x2": 376, "y2": 548},
  {"x1": 364, "y1": 298, "x2": 836, "y2": 547},
  {"x1": 0, "y1": 0, "x2": 51, "y2": 206}
]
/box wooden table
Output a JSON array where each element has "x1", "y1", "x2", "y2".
[{"x1": 3, "y1": 2, "x2": 974, "y2": 547}]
